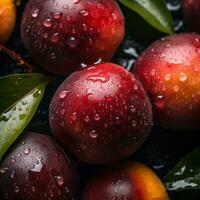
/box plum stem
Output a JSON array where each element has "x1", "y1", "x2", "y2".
[{"x1": 0, "y1": 44, "x2": 34, "y2": 73}]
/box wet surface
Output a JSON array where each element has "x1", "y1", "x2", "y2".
[{"x1": 1, "y1": 0, "x2": 200, "y2": 199}]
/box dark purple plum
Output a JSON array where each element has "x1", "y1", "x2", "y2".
[{"x1": 0, "y1": 132, "x2": 79, "y2": 200}]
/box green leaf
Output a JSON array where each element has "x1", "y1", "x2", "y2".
[
  {"x1": 164, "y1": 147, "x2": 200, "y2": 191},
  {"x1": 119, "y1": 0, "x2": 174, "y2": 34},
  {"x1": 0, "y1": 73, "x2": 49, "y2": 161},
  {"x1": 0, "y1": 74, "x2": 50, "y2": 113}
]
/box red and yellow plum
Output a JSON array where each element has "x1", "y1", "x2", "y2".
[
  {"x1": 82, "y1": 161, "x2": 169, "y2": 200},
  {"x1": 134, "y1": 33, "x2": 200, "y2": 129}
]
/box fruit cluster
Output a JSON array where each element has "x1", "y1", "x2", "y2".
[{"x1": 1, "y1": 0, "x2": 200, "y2": 199}]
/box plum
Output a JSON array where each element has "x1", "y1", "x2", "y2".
[
  {"x1": 0, "y1": 132, "x2": 79, "y2": 200},
  {"x1": 134, "y1": 33, "x2": 200, "y2": 129},
  {"x1": 49, "y1": 62, "x2": 152, "y2": 164},
  {"x1": 82, "y1": 161, "x2": 169, "y2": 200},
  {"x1": 0, "y1": 0, "x2": 16, "y2": 44},
  {"x1": 21, "y1": 0, "x2": 125, "y2": 75},
  {"x1": 183, "y1": 0, "x2": 200, "y2": 33}
]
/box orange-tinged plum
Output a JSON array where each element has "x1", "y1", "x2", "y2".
[
  {"x1": 21, "y1": 0, "x2": 125, "y2": 75},
  {"x1": 0, "y1": 132, "x2": 80, "y2": 200},
  {"x1": 49, "y1": 63, "x2": 152, "y2": 164},
  {"x1": 82, "y1": 161, "x2": 169, "y2": 200},
  {"x1": 0, "y1": 0, "x2": 16, "y2": 44},
  {"x1": 133, "y1": 33, "x2": 200, "y2": 129},
  {"x1": 183, "y1": 0, "x2": 200, "y2": 33}
]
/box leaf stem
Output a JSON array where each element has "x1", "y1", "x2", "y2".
[{"x1": 0, "y1": 44, "x2": 34, "y2": 73}]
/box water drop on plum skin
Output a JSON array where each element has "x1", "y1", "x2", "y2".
[
  {"x1": 82, "y1": 161, "x2": 169, "y2": 200},
  {"x1": 50, "y1": 63, "x2": 152, "y2": 164},
  {"x1": 134, "y1": 33, "x2": 200, "y2": 129},
  {"x1": 0, "y1": 132, "x2": 80, "y2": 200},
  {"x1": 21, "y1": 0, "x2": 125, "y2": 75}
]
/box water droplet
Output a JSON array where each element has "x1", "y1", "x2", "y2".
[
  {"x1": 134, "y1": 84, "x2": 138, "y2": 90},
  {"x1": 164, "y1": 73, "x2": 172, "y2": 81},
  {"x1": 174, "y1": 166, "x2": 186, "y2": 175},
  {"x1": 197, "y1": 48, "x2": 200, "y2": 54},
  {"x1": 94, "y1": 114, "x2": 100, "y2": 121},
  {"x1": 60, "y1": 109, "x2": 65, "y2": 115},
  {"x1": 179, "y1": 72, "x2": 187, "y2": 82},
  {"x1": 73, "y1": 0, "x2": 81, "y2": 3},
  {"x1": 42, "y1": 18, "x2": 53, "y2": 28},
  {"x1": 112, "y1": 13, "x2": 117, "y2": 20},
  {"x1": 15, "y1": 186, "x2": 20, "y2": 193},
  {"x1": 131, "y1": 120, "x2": 137, "y2": 127},
  {"x1": 31, "y1": 8, "x2": 39, "y2": 18},
  {"x1": 105, "y1": 94, "x2": 112, "y2": 101},
  {"x1": 104, "y1": 123, "x2": 108, "y2": 128},
  {"x1": 22, "y1": 100, "x2": 27, "y2": 105},
  {"x1": 154, "y1": 95, "x2": 165, "y2": 109},
  {"x1": 52, "y1": 12, "x2": 62, "y2": 20},
  {"x1": 151, "y1": 69, "x2": 156, "y2": 76},
  {"x1": 130, "y1": 105, "x2": 136, "y2": 113},
  {"x1": 84, "y1": 115, "x2": 90, "y2": 122},
  {"x1": 43, "y1": 32, "x2": 48, "y2": 39},
  {"x1": 59, "y1": 91, "x2": 69, "y2": 99},
  {"x1": 194, "y1": 66, "x2": 199, "y2": 72},
  {"x1": 51, "y1": 33, "x2": 59, "y2": 43},
  {"x1": 87, "y1": 75, "x2": 109, "y2": 83},
  {"x1": 31, "y1": 186, "x2": 36, "y2": 192},
  {"x1": 60, "y1": 121, "x2": 65, "y2": 127},
  {"x1": 173, "y1": 85, "x2": 179, "y2": 93},
  {"x1": 55, "y1": 176, "x2": 64, "y2": 186},
  {"x1": 70, "y1": 112, "x2": 77, "y2": 122},
  {"x1": 50, "y1": 52, "x2": 56, "y2": 60},
  {"x1": 89, "y1": 130, "x2": 98, "y2": 139},
  {"x1": 24, "y1": 148, "x2": 30, "y2": 155},
  {"x1": 80, "y1": 9, "x2": 89, "y2": 16},
  {"x1": 65, "y1": 186, "x2": 70, "y2": 193},
  {"x1": 0, "y1": 167, "x2": 8, "y2": 174},
  {"x1": 67, "y1": 37, "x2": 78, "y2": 48},
  {"x1": 82, "y1": 23, "x2": 88, "y2": 31},
  {"x1": 30, "y1": 158, "x2": 44, "y2": 173},
  {"x1": 10, "y1": 171, "x2": 16, "y2": 179},
  {"x1": 63, "y1": 4, "x2": 68, "y2": 9},
  {"x1": 66, "y1": 14, "x2": 71, "y2": 22},
  {"x1": 166, "y1": 43, "x2": 171, "y2": 48}
]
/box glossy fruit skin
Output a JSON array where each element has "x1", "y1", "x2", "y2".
[
  {"x1": 133, "y1": 33, "x2": 200, "y2": 129},
  {"x1": 0, "y1": 0, "x2": 16, "y2": 44},
  {"x1": 0, "y1": 132, "x2": 79, "y2": 200},
  {"x1": 183, "y1": 0, "x2": 200, "y2": 33},
  {"x1": 82, "y1": 161, "x2": 169, "y2": 200},
  {"x1": 49, "y1": 62, "x2": 152, "y2": 164},
  {"x1": 21, "y1": 0, "x2": 125, "y2": 75}
]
